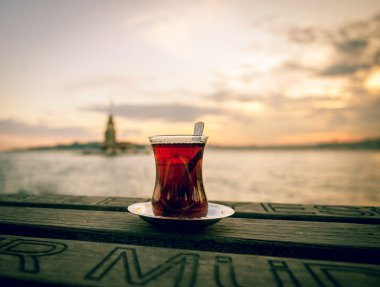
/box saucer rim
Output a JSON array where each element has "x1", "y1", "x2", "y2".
[{"x1": 128, "y1": 201, "x2": 235, "y2": 221}]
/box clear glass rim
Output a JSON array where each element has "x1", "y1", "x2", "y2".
[{"x1": 149, "y1": 135, "x2": 208, "y2": 144}]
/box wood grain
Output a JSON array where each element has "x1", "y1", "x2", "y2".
[
  {"x1": 1, "y1": 234, "x2": 380, "y2": 287},
  {"x1": 0, "y1": 206, "x2": 379, "y2": 264}
]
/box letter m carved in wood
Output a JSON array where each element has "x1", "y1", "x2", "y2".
[{"x1": 85, "y1": 247, "x2": 199, "y2": 286}]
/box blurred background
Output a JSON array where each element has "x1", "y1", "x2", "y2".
[{"x1": 0, "y1": 0, "x2": 379, "y2": 205}]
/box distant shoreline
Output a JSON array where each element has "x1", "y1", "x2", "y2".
[
  {"x1": 3, "y1": 137, "x2": 380, "y2": 152},
  {"x1": 210, "y1": 137, "x2": 380, "y2": 150}
]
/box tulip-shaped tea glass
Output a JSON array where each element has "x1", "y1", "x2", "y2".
[{"x1": 149, "y1": 135, "x2": 208, "y2": 218}]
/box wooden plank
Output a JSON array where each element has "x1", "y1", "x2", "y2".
[
  {"x1": 1, "y1": 235, "x2": 380, "y2": 287},
  {"x1": 234, "y1": 202, "x2": 380, "y2": 224},
  {"x1": 0, "y1": 206, "x2": 379, "y2": 264},
  {"x1": 0, "y1": 194, "x2": 147, "y2": 212},
  {"x1": 1, "y1": 194, "x2": 379, "y2": 224}
]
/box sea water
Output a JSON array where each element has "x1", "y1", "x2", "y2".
[{"x1": 0, "y1": 149, "x2": 379, "y2": 205}]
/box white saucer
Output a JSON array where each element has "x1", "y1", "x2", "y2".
[{"x1": 128, "y1": 202, "x2": 235, "y2": 228}]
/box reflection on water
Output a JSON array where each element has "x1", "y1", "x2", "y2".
[{"x1": 0, "y1": 149, "x2": 379, "y2": 205}]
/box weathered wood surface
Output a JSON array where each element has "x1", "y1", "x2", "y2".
[
  {"x1": 1, "y1": 235, "x2": 380, "y2": 287},
  {"x1": 0, "y1": 205, "x2": 379, "y2": 264},
  {"x1": 1, "y1": 195, "x2": 380, "y2": 286},
  {"x1": 1, "y1": 194, "x2": 379, "y2": 224}
]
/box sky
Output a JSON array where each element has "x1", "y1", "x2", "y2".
[{"x1": 0, "y1": 0, "x2": 380, "y2": 150}]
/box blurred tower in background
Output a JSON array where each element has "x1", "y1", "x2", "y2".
[{"x1": 104, "y1": 101, "x2": 117, "y2": 155}]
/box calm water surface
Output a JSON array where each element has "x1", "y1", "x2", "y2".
[{"x1": 0, "y1": 149, "x2": 379, "y2": 205}]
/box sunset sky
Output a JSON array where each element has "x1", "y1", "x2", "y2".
[{"x1": 1, "y1": 0, "x2": 380, "y2": 150}]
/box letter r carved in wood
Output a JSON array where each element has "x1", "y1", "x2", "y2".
[{"x1": 0, "y1": 238, "x2": 67, "y2": 273}]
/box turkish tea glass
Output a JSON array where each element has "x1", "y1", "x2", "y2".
[{"x1": 149, "y1": 135, "x2": 208, "y2": 218}]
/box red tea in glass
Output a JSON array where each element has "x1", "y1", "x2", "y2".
[{"x1": 149, "y1": 135, "x2": 208, "y2": 218}]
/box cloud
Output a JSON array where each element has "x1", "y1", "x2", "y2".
[
  {"x1": 64, "y1": 75, "x2": 131, "y2": 94},
  {"x1": 205, "y1": 87, "x2": 340, "y2": 110},
  {"x1": 83, "y1": 103, "x2": 225, "y2": 122},
  {"x1": 356, "y1": 98, "x2": 380, "y2": 122},
  {"x1": 320, "y1": 15, "x2": 378, "y2": 77},
  {"x1": 188, "y1": 11, "x2": 380, "y2": 143},
  {"x1": 279, "y1": 61, "x2": 318, "y2": 73},
  {"x1": 321, "y1": 63, "x2": 371, "y2": 76},
  {"x1": 335, "y1": 39, "x2": 368, "y2": 53},
  {"x1": 208, "y1": 11, "x2": 380, "y2": 103},
  {"x1": 207, "y1": 89, "x2": 258, "y2": 102},
  {"x1": 277, "y1": 12, "x2": 380, "y2": 78},
  {"x1": 119, "y1": 128, "x2": 143, "y2": 137},
  {"x1": 0, "y1": 119, "x2": 92, "y2": 137},
  {"x1": 287, "y1": 27, "x2": 318, "y2": 43},
  {"x1": 201, "y1": 80, "x2": 380, "y2": 137}
]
